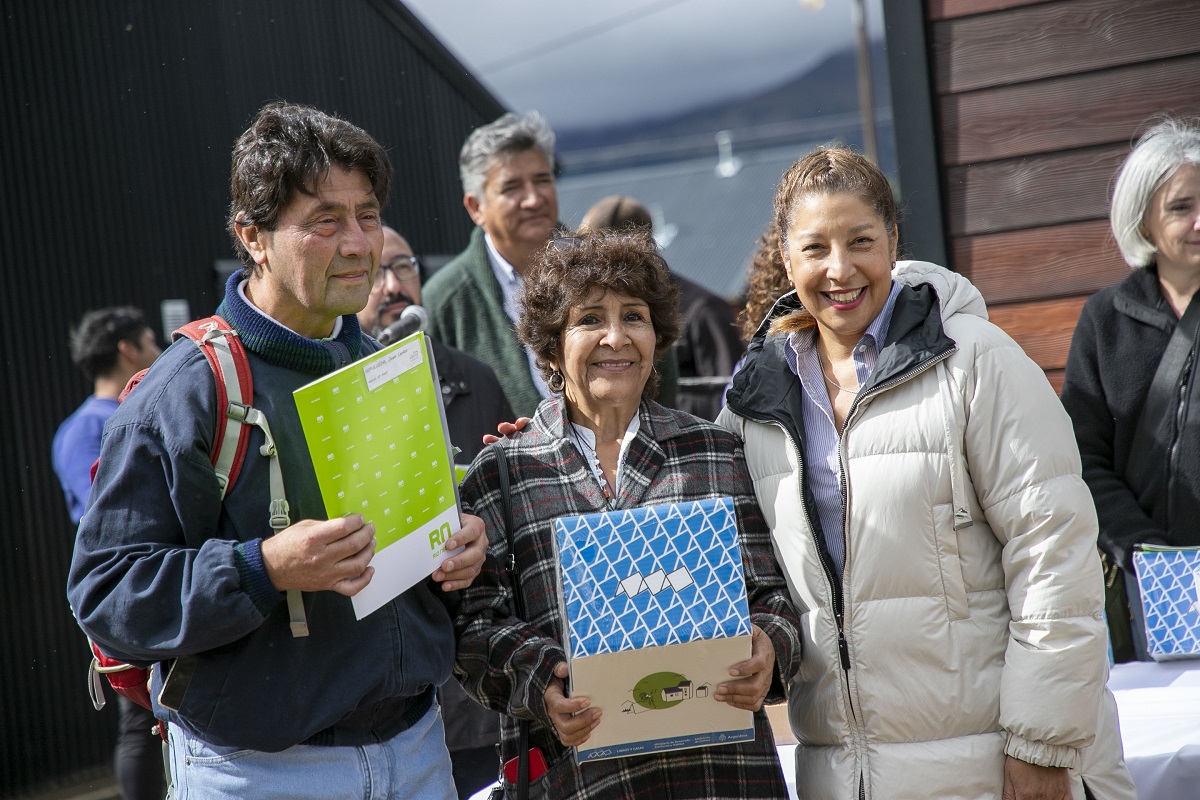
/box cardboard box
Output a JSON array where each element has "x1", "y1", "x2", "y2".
[
  {"x1": 1132, "y1": 546, "x2": 1200, "y2": 661},
  {"x1": 552, "y1": 497, "x2": 755, "y2": 762}
]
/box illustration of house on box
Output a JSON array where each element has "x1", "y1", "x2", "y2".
[
  {"x1": 554, "y1": 497, "x2": 756, "y2": 760},
  {"x1": 662, "y1": 680, "x2": 710, "y2": 703}
]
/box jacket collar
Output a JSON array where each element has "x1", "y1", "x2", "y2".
[
  {"x1": 531, "y1": 394, "x2": 682, "y2": 508},
  {"x1": 216, "y1": 271, "x2": 365, "y2": 374},
  {"x1": 463, "y1": 227, "x2": 510, "y2": 308},
  {"x1": 726, "y1": 281, "x2": 955, "y2": 424},
  {"x1": 1113, "y1": 265, "x2": 1176, "y2": 333}
]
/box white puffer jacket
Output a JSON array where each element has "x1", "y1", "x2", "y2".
[{"x1": 718, "y1": 262, "x2": 1135, "y2": 800}]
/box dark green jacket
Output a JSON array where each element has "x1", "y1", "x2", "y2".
[{"x1": 423, "y1": 227, "x2": 677, "y2": 417}]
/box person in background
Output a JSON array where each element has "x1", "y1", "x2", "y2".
[
  {"x1": 358, "y1": 225, "x2": 511, "y2": 798},
  {"x1": 67, "y1": 101, "x2": 487, "y2": 799},
  {"x1": 423, "y1": 111, "x2": 678, "y2": 418},
  {"x1": 453, "y1": 228, "x2": 801, "y2": 798},
  {"x1": 718, "y1": 146, "x2": 1135, "y2": 798},
  {"x1": 52, "y1": 305, "x2": 163, "y2": 800},
  {"x1": 53, "y1": 306, "x2": 161, "y2": 526},
  {"x1": 581, "y1": 194, "x2": 743, "y2": 421},
  {"x1": 1061, "y1": 116, "x2": 1200, "y2": 662}
]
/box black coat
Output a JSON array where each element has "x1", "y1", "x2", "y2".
[{"x1": 1061, "y1": 265, "x2": 1200, "y2": 568}]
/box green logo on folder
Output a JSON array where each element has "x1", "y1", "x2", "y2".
[{"x1": 294, "y1": 334, "x2": 458, "y2": 551}]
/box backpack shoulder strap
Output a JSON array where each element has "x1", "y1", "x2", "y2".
[
  {"x1": 174, "y1": 315, "x2": 254, "y2": 499},
  {"x1": 174, "y1": 315, "x2": 305, "y2": 637}
]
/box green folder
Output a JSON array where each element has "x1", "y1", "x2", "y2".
[{"x1": 294, "y1": 331, "x2": 461, "y2": 619}]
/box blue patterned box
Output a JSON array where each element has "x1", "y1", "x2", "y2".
[
  {"x1": 1133, "y1": 546, "x2": 1200, "y2": 661},
  {"x1": 552, "y1": 497, "x2": 755, "y2": 762}
]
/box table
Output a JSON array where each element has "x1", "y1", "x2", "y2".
[{"x1": 1108, "y1": 659, "x2": 1200, "y2": 799}]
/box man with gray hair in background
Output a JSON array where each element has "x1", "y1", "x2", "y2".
[{"x1": 423, "y1": 111, "x2": 677, "y2": 418}]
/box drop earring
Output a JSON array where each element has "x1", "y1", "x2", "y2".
[{"x1": 548, "y1": 369, "x2": 565, "y2": 393}]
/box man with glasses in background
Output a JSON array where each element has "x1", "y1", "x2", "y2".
[{"x1": 359, "y1": 225, "x2": 511, "y2": 798}]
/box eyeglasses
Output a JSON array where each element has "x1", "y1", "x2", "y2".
[{"x1": 375, "y1": 255, "x2": 421, "y2": 285}]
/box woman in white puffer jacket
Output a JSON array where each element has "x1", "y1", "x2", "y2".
[{"x1": 717, "y1": 147, "x2": 1135, "y2": 800}]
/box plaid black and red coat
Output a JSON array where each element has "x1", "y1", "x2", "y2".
[{"x1": 453, "y1": 395, "x2": 803, "y2": 799}]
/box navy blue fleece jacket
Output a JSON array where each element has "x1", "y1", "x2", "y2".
[{"x1": 67, "y1": 272, "x2": 455, "y2": 751}]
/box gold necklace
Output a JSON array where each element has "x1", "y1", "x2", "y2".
[{"x1": 817, "y1": 348, "x2": 859, "y2": 394}]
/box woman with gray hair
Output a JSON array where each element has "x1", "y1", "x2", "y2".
[{"x1": 1061, "y1": 116, "x2": 1200, "y2": 661}]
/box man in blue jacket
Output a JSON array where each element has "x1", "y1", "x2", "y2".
[
  {"x1": 53, "y1": 306, "x2": 161, "y2": 526},
  {"x1": 67, "y1": 101, "x2": 487, "y2": 799}
]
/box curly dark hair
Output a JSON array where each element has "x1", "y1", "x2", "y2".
[
  {"x1": 228, "y1": 101, "x2": 392, "y2": 276},
  {"x1": 517, "y1": 228, "x2": 681, "y2": 400},
  {"x1": 738, "y1": 226, "x2": 792, "y2": 343}
]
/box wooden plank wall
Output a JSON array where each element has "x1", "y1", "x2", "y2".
[{"x1": 927, "y1": 0, "x2": 1200, "y2": 390}]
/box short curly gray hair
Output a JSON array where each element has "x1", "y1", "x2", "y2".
[
  {"x1": 458, "y1": 111, "x2": 556, "y2": 202},
  {"x1": 1111, "y1": 117, "x2": 1200, "y2": 268}
]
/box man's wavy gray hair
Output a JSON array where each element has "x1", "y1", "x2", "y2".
[{"x1": 458, "y1": 111, "x2": 556, "y2": 202}]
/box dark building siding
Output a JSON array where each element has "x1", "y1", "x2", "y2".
[
  {"x1": 0, "y1": 1, "x2": 503, "y2": 793},
  {"x1": 884, "y1": 0, "x2": 1200, "y2": 391}
]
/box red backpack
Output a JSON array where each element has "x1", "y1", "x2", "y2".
[{"x1": 84, "y1": 316, "x2": 280, "y2": 733}]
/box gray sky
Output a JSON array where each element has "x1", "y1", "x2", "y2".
[{"x1": 403, "y1": 0, "x2": 885, "y2": 132}]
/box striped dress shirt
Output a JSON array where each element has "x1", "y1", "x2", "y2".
[{"x1": 783, "y1": 280, "x2": 902, "y2": 574}]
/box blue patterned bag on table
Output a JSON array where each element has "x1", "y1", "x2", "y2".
[{"x1": 1133, "y1": 545, "x2": 1200, "y2": 661}]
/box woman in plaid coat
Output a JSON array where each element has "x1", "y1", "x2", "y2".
[{"x1": 452, "y1": 229, "x2": 803, "y2": 799}]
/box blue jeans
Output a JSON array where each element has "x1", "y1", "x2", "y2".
[{"x1": 166, "y1": 705, "x2": 455, "y2": 800}]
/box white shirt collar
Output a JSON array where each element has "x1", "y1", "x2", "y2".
[
  {"x1": 483, "y1": 232, "x2": 520, "y2": 283},
  {"x1": 570, "y1": 412, "x2": 642, "y2": 497}
]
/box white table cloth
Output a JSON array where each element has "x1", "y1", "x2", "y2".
[
  {"x1": 1108, "y1": 659, "x2": 1200, "y2": 800},
  {"x1": 473, "y1": 660, "x2": 1200, "y2": 800}
]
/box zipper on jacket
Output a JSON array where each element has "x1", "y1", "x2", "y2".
[
  {"x1": 1167, "y1": 354, "x2": 1194, "y2": 516},
  {"x1": 835, "y1": 611, "x2": 850, "y2": 670},
  {"x1": 731, "y1": 410, "x2": 849, "y2": 674},
  {"x1": 830, "y1": 348, "x2": 957, "y2": 670},
  {"x1": 835, "y1": 446, "x2": 852, "y2": 674}
]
